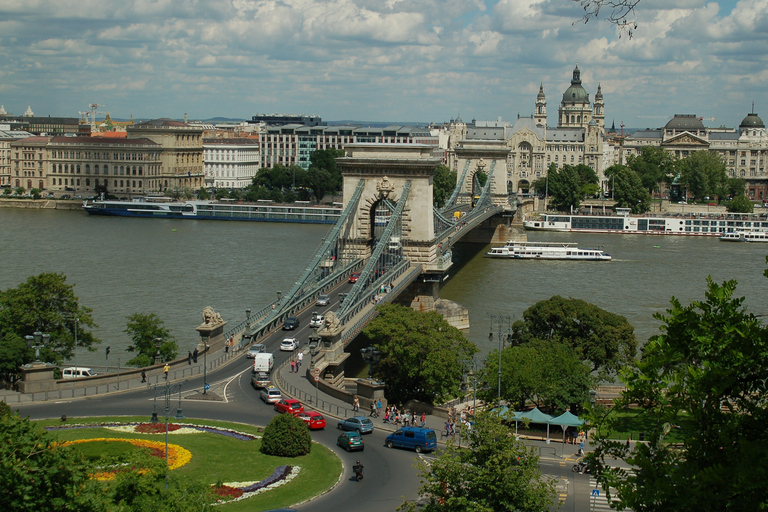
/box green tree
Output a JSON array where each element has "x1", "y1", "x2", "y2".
[
  {"x1": 362, "y1": 304, "x2": 478, "y2": 405},
  {"x1": 677, "y1": 150, "x2": 729, "y2": 201},
  {"x1": 723, "y1": 177, "x2": 745, "y2": 200},
  {"x1": 627, "y1": 146, "x2": 676, "y2": 196},
  {"x1": 592, "y1": 275, "x2": 768, "y2": 512},
  {"x1": 196, "y1": 187, "x2": 210, "y2": 200},
  {"x1": 307, "y1": 148, "x2": 344, "y2": 202},
  {"x1": 400, "y1": 409, "x2": 555, "y2": 512},
  {"x1": 124, "y1": 313, "x2": 178, "y2": 367},
  {"x1": 510, "y1": 296, "x2": 637, "y2": 380},
  {"x1": 433, "y1": 164, "x2": 457, "y2": 207},
  {"x1": 484, "y1": 339, "x2": 594, "y2": 411},
  {"x1": 604, "y1": 164, "x2": 651, "y2": 213},
  {"x1": 547, "y1": 164, "x2": 583, "y2": 210},
  {"x1": 0, "y1": 273, "x2": 100, "y2": 370},
  {"x1": 726, "y1": 194, "x2": 753, "y2": 213},
  {"x1": 261, "y1": 413, "x2": 311, "y2": 457},
  {"x1": 574, "y1": 164, "x2": 600, "y2": 197}
]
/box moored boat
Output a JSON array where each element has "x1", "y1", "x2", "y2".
[
  {"x1": 719, "y1": 231, "x2": 768, "y2": 242},
  {"x1": 485, "y1": 241, "x2": 611, "y2": 261}
]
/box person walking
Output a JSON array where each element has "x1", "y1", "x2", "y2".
[
  {"x1": 163, "y1": 363, "x2": 170, "y2": 380},
  {"x1": 376, "y1": 398, "x2": 382, "y2": 417},
  {"x1": 421, "y1": 412, "x2": 426, "y2": 428},
  {"x1": 291, "y1": 360, "x2": 296, "y2": 373},
  {"x1": 140, "y1": 370, "x2": 146, "y2": 383},
  {"x1": 353, "y1": 396, "x2": 360, "y2": 412},
  {"x1": 298, "y1": 351, "x2": 303, "y2": 368},
  {"x1": 370, "y1": 402, "x2": 377, "y2": 418},
  {"x1": 192, "y1": 348, "x2": 198, "y2": 364},
  {"x1": 187, "y1": 351, "x2": 192, "y2": 365}
]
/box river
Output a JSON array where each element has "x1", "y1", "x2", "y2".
[{"x1": 2, "y1": 207, "x2": 767, "y2": 367}]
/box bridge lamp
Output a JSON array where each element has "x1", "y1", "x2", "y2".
[
  {"x1": 25, "y1": 331, "x2": 50, "y2": 364},
  {"x1": 361, "y1": 346, "x2": 381, "y2": 380},
  {"x1": 153, "y1": 337, "x2": 163, "y2": 365}
]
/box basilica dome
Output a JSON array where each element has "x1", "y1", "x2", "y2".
[{"x1": 562, "y1": 65, "x2": 590, "y2": 104}]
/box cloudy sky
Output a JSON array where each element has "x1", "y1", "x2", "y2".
[{"x1": 0, "y1": 0, "x2": 765, "y2": 129}]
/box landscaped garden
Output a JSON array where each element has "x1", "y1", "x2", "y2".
[{"x1": 35, "y1": 415, "x2": 341, "y2": 511}]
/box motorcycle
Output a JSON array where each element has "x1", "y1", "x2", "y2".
[
  {"x1": 353, "y1": 463, "x2": 364, "y2": 481},
  {"x1": 572, "y1": 460, "x2": 591, "y2": 474}
]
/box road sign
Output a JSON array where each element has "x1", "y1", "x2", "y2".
[
  {"x1": 205, "y1": 383, "x2": 210, "y2": 391},
  {"x1": 314, "y1": 375, "x2": 320, "y2": 382},
  {"x1": 591, "y1": 489, "x2": 600, "y2": 497},
  {"x1": 313, "y1": 367, "x2": 320, "y2": 376}
]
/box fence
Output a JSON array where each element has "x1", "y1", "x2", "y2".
[{"x1": 273, "y1": 358, "x2": 354, "y2": 419}]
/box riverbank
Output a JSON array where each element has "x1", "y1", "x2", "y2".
[{"x1": 0, "y1": 198, "x2": 83, "y2": 210}]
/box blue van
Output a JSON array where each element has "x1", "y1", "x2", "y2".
[{"x1": 385, "y1": 426, "x2": 437, "y2": 453}]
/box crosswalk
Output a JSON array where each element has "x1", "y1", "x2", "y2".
[{"x1": 546, "y1": 467, "x2": 634, "y2": 512}]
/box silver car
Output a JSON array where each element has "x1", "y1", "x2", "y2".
[
  {"x1": 259, "y1": 386, "x2": 282, "y2": 403},
  {"x1": 316, "y1": 294, "x2": 330, "y2": 306},
  {"x1": 245, "y1": 344, "x2": 267, "y2": 358}
]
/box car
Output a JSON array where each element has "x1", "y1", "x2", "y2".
[
  {"x1": 349, "y1": 273, "x2": 360, "y2": 283},
  {"x1": 297, "y1": 411, "x2": 327, "y2": 430},
  {"x1": 259, "y1": 386, "x2": 282, "y2": 404},
  {"x1": 280, "y1": 337, "x2": 298, "y2": 351},
  {"x1": 282, "y1": 317, "x2": 300, "y2": 330},
  {"x1": 337, "y1": 416, "x2": 374, "y2": 434},
  {"x1": 309, "y1": 312, "x2": 324, "y2": 328},
  {"x1": 336, "y1": 431, "x2": 364, "y2": 451},
  {"x1": 274, "y1": 398, "x2": 304, "y2": 415},
  {"x1": 385, "y1": 427, "x2": 438, "y2": 453},
  {"x1": 245, "y1": 344, "x2": 267, "y2": 358},
  {"x1": 74, "y1": 195, "x2": 82, "y2": 199},
  {"x1": 316, "y1": 294, "x2": 330, "y2": 306},
  {"x1": 60, "y1": 194, "x2": 71, "y2": 199},
  {"x1": 251, "y1": 371, "x2": 271, "y2": 389}
]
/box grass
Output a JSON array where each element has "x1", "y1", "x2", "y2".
[
  {"x1": 36, "y1": 416, "x2": 341, "y2": 512},
  {"x1": 592, "y1": 409, "x2": 691, "y2": 443}
]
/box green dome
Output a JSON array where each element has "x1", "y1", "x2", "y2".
[
  {"x1": 562, "y1": 65, "x2": 590, "y2": 104},
  {"x1": 740, "y1": 112, "x2": 764, "y2": 129}
]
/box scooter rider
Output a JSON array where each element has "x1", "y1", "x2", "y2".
[{"x1": 353, "y1": 460, "x2": 364, "y2": 480}]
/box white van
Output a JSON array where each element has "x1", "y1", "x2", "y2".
[
  {"x1": 62, "y1": 367, "x2": 97, "y2": 379},
  {"x1": 252, "y1": 353, "x2": 274, "y2": 373}
]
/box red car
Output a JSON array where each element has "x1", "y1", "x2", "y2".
[
  {"x1": 274, "y1": 399, "x2": 304, "y2": 415},
  {"x1": 349, "y1": 273, "x2": 360, "y2": 283},
  {"x1": 297, "y1": 411, "x2": 327, "y2": 430}
]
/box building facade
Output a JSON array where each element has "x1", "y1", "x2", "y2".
[
  {"x1": 0, "y1": 126, "x2": 35, "y2": 188},
  {"x1": 203, "y1": 137, "x2": 260, "y2": 189}
]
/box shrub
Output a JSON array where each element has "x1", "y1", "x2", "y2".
[{"x1": 260, "y1": 413, "x2": 311, "y2": 457}]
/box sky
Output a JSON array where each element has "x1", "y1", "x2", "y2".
[{"x1": 0, "y1": 0, "x2": 766, "y2": 130}]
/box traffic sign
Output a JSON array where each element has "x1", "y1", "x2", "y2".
[
  {"x1": 591, "y1": 489, "x2": 600, "y2": 497},
  {"x1": 314, "y1": 375, "x2": 320, "y2": 382},
  {"x1": 313, "y1": 367, "x2": 320, "y2": 376},
  {"x1": 205, "y1": 383, "x2": 210, "y2": 391}
]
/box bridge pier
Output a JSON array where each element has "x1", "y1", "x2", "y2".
[{"x1": 458, "y1": 214, "x2": 526, "y2": 245}]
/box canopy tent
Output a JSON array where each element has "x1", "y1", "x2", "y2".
[
  {"x1": 518, "y1": 407, "x2": 554, "y2": 442},
  {"x1": 551, "y1": 410, "x2": 586, "y2": 456}
]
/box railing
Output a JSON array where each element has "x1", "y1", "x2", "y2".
[{"x1": 274, "y1": 358, "x2": 354, "y2": 418}]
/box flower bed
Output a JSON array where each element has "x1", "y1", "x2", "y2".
[
  {"x1": 220, "y1": 465, "x2": 300, "y2": 503},
  {"x1": 59, "y1": 438, "x2": 193, "y2": 478},
  {"x1": 46, "y1": 422, "x2": 259, "y2": 440}
]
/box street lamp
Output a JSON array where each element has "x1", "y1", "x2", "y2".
[
  {"x1": 276, "y1": 290, "x2": 282, "y2": 304},
  {"x1": 151, "y1": 381, "x2": 185, "y2": 490},
  {"x1": 489, "y1": 315, "x2": 512, "y2": 399},
  {"x1": 360, "y1": 346, "x2": 381, "y2": 380},
  {"x1": 202, "y1": 335, "x2": 209, "y2": 395},
  {"x1": 25, "y1": 331, "x2": 50, "y2": 364},
  {"x1": 153, "y1": 337, "x2": 163, "y2": 365}
]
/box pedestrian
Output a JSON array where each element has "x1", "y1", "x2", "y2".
[
  {"x1": 141, "y1": 370, "x2": 146, "y2": 383},
  {"x1": 383, "y1": 409, "x2": 390, "y2": 424},
  {"x1": 225, "y1": 342, "x2": 229, "y2": 353},
  {"x1": 370, "y1": 402, "x2": 377, "y2": 417},
  {"x1": 376, "y1": 398, "x2": 382, "y2": 417},
  {"x1": 626, "y1": 436, "x2": 631, "y2": 450},
  {"x1": 163, "y1": 363, "x2": 170, "y2": 380},
  {"x1": 421, "y1": 412, "x2": 426, "y2": 427},
  {"x1": 578, "y1": 437, "x2": 585, "y2": 455},
  {"x1": 192, "y1": 348, "x2": 198, "y2": 364},
  {"x1": 298, "y1": 351, "x2": 303, "y2": 368},
  {"x1": 291, "y1": 360, "x2": 296, "y2": 373},
  {"x1": 188, "y1": 351, "x2": 192, "y2": 365},
  {"x1": 353, "y1": 396, "x2": 360, "y2": 412}
]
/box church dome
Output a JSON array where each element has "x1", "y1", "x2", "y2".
[
  {"x1": 740, "y1": 112, "x2": 765, "y2": 129},
  {"x1": 562, "y1": 65, "x2": 590, "y2": 104},
  {"x1": 664, "y1": 115, "x2": 704, "y2": 131}
]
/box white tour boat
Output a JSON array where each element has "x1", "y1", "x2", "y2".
[
  {"x1": 719, "y1": 231, "x2": 768, "y2": 242},
  {"x1": 485, "y1": 241, "x2": 612, "y2": 261}
]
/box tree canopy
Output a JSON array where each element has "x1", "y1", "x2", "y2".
[
  {"x1": 726, "y1": 194, "x2": 754, "y2": 213},
  {"x1": 0, "y1": 273, "x2": 100, "y2": 384},
  {"x1": 627, "y1": 146, "x2": 676, "y2": 196},
  {"x1": 123, "y1": 313, "x2": 178, "y2": 367},
  {"x1": 307, "y1": 148, "x2": 344, "y2": 202},
  {"x1": 676, "y1": 151, "x2": 730, "y2": 202},
  {"x1": 510, "y1": 296, "x2": 637, "y2": 380},
  {"x1": 592, "y1": 273, "x2": 768, "y2": 511},
  {"x1": 400, "y1": 409, "x2": 555, "y2": 512},
  {"x1": 362, "y1": 304, "x2": 478, "y2": 405},
  {"x1": 604, "y1": 164, "x2": 651, "y2": 213},
  {"x1": 433, "y1": 164, "x2": 457, "y2": 208}
]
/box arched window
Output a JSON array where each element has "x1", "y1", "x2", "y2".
[
  {"x1": 138, "y1": 166, "x2": 143, "y2": 175},
  {"x1": 85, "y1": 164, "x2": 90, "y2": 174}
]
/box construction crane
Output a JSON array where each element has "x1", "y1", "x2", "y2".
[
  {"x1": 636, "y1": 115, "x2": 716, "y2": 122},
  {"x1": 78, "y1": 103, "x2": 105, "y2": 129}
]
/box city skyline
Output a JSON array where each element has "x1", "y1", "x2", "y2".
[{"x1": 0, "y1": 0, "x2": 765, "y2": 130}]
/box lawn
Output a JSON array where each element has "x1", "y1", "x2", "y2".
[
  {"x1": 592, "y1": 409, "x2": 691, "y2": 443},
  {"x1": 36, "y1": 416, "x2": 341, "y2": 512}
]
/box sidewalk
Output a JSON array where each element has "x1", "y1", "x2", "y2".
[{"x1": 274, "y1": 348, "x2": 591, "y2": 459}]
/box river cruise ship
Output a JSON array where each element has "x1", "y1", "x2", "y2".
[
  {"x1": 719, "y1": 231, "x2": 768, "y2": 242},
  {"x1": 523, "y1": 208, "x2": 768, "y2": 237},
  {"x1": 486, "y1": 241, "x2": 612, "y2": 261},
  {"x1": 82, "y1": 198, "x2": 342, "y2": 224}
]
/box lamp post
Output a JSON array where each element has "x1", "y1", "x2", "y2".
[
  {"x1": 360, "y1": 346, "x2": 381, "y2": 380},
  {"x1": 276, "y1": 290, "x2": 282, "y2": 305},
  {"x1": 151, "y1": 380, "x2": 185, "y2": 490},
  {"x1": 202, "y1": 335, "x2": 209, "y2": 394},
  {"x1": 153, "y1": 337, "x2": 162, "y2": 365},
  {"x1": 25, "y1": 331, "x2": 50, "y2": 364},
  {"x1": 488, "y1": 315, "x2": 512, "y2": 399}
]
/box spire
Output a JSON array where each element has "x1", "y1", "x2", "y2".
[
  {"x1": 595, "y1": 83, "x2": 603, "y2": 100},
  {"x1": 572, "y1": 64, "x2": 581, "y2": 85},
  {"x1": 537, "y1": 82, "x2": 545, "y2": 100}
]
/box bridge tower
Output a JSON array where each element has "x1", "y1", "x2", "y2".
[
  {"x1": 452, "y1": 139, "x2": 510, "y2": 207},
  {"x1": 336, "y1": 144, "x2": 441, "y2": 269}
]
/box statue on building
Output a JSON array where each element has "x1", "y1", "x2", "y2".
[
  {"x1": 201, "y1": 306, "x2": 224, "y2": 326},
  {"x1": 320, "y1": 310, "x2": 341, "y2": 333}
]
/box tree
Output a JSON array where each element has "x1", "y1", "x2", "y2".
[
  {"x1": 433, "y1": 164, "x2": 457, "y2": 208},
  {"x1": 399, "y1": 409, "x2": 555, "y2": 512},
  {"x1": 592, "y1": 275, "x2": 768, "y2": 511},
  {"x1": 627, "y1": 146, "x2": 676, "y2": 196},
  {"x1": 574, "y1": 164, "x2": 600, "y2": 198},
  {"x1": 0, "y1": 273, "x2": 100, "y2": 370},
  {"x1": 727, "y1": 194, "x2": 754, "y2": 213},
  {"x1": 604, "y1": 164, "x2": 651, "y2": 213},
  {"x1": 196, "y1": 187, "x2": 210, "y2": 200},
  {"x1": 546, "y1": 164, "x2": 584, "y2": 210},
  {"x1": 676, "y1": 151, "x2": 729, "y2": 202},
  {"x1": 307, "y1": 148, "x2": 344, "y2": 202},
  {"x1": 573, "y1": 0, "x2": 640, "y2": 38},
  {"x1": 362, "y1": 304, "x2": 478, "y2": 405},
  {"x1": 124, "y1": 313, "x2": 178, "y2": 367},
  {"x1": 261, "y1": 413, "x2": 311, "y2": 457},
  {"x1": 510, "y1": 296, "x2": 637, "y2": 380},
  {"x1": 484, "y1": 339, "x2": 594, "y2": 411}
]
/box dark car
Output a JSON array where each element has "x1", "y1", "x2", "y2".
[
  {"x1": 337, "y1": 431, "x2": 364, "y2": 451},
  {"x1": 282, "y1": 317, "x2": 300, "y2": 330},
  {"x1": 337, "y1": 416, "x2": 374, "y2": 434}
]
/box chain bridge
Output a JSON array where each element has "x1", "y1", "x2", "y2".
[{"x1": 224, "y1": 141, "x2": 517, "y2": 381}]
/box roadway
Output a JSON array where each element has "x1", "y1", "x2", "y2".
[{"x1": 13, "y1": 283, "x2": 622, "y2": 512}]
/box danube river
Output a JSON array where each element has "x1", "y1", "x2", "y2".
[{"x1": 3, "y1": 207, "x2": 768, "y2": 367}]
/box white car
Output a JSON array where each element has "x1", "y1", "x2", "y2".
[
  {"x1": 309, "y1": 313, "x2": 324, "y2": 328},
  {"x1": 280, "y1": 337, "x2": 299, "y2": 351}
]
